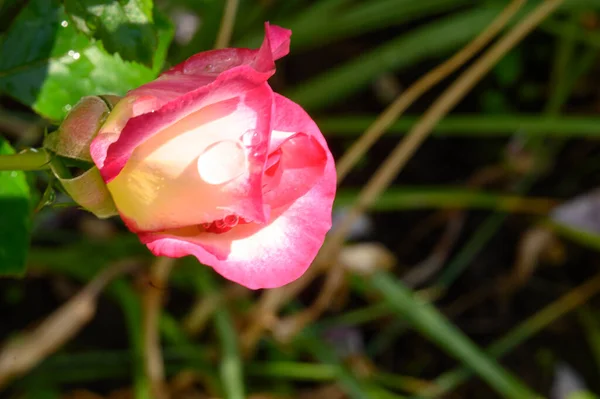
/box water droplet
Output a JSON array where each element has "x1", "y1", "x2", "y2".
[
  {"x1": 241, "y1": 129, "x2": 261, "y2": 147},
  {"x1": 10, "y1": 171, "x2": 17, "y2": 178},
  {"x1": 63, "y1": 104, "x2": 72, "y2": 112},
  {"x1": 197, "y1": 140, "x2": 246, "y2": 185},
  {"x1": 67, "y1": 50, "x2": 80, "y2": 60},
  {"x1": 60, "y1": 20, "x2": 69, "y2": 28}
]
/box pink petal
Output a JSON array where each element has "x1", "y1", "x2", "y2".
[
  {"x1": 263, "y1": 132, "x2": 328, "y2": 209},
  {"x1": 89, "y1": 95, "x2": 160, "y2": 171},
  {"x1": 139, "y1": 172, "x2": 334, "y2": 289},
  {"x1": 92, "y1": 65, "x2": 269, "y2": 183},
  {"x1": 252, "y1": 22, "x2": 291, "y2": 73},
  {"x1": 104, "y1": 83, "x2": 274, "y2": 232},
  {"x1": 137, "y1": 95, "x2": 336, "y2": 289},
  {"x1": 264, "y1": 23, "x2": 292, "y2": 60},
  {"x1": 263, "y1": 93, "x2": 337, "y2": 208},
  {"x1": 92, "y1": 25, "x2": 292, "y2": 184},
  {"x1": 125, "y1": 23, "x2": 291, "y2": 109}
]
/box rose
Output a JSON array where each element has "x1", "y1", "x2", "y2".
[{"x1": 89, "y1": 23, "x2": 336, "y2": 289}]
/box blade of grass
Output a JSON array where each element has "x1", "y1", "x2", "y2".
[
  {"x1": 242, "y1": 0, "x2": 557, "y2": 355},
  {"x1": 437, "y1": 211, "x2": 508, "y2": 287},
  {"x1": 577, "y1": 307, "x2": 600, "y2": 372},
  {"x1": 335, "y1": 187, "x2": 556, "y2": 214},
  {"x1": 319, "y1": 0, "x2": 565, "y2": 323},
  {"x1": 215, "y1": 309, "x2": 245, "y2": 399},
  {"x1": 17, "y1": 347, "x2": 213, "y2": 387},
  {"x1": 289, "y1": 0, "x2": 474, "y2": 51},
  {"x1": 307, "y1": 0, "x2": 474, "y2": 48},
  {"x1": 439, "y1": 7, "x2": 575, "y2": 288},
  {"x1": 369, "y1": 270, "x2": 540, "y2": 398},
  {"x1": 194, "y1": 269, "x2": 245, "y2": 399},
  {"x1": 288, "y1": 0, "x2": 593, "y2": 111},
  {"x1": 236, "y1": 0, "x2": 470, "y2": 51},
  {"x1": 286, "y1": 6, "x2": 505, "y2": 110},
  {"x1": 319, "y1": 115, "x2": 600, "y2": 138},
  {"x1": 435, "y1": 7, "x2": 581, "y2": 289},
  {"x1": 112, "y1": 281, "x2": 152, "y2": 399},
  {"x1": 24, "y1": 347, "x2": 425, "y2": 395},
  {"x1": 296, "y1": 330, "x2": 405, "y2": 399},
  {"x1": 412, "y1": 272, "x2": 600, "y2": 398},
  {"x1": 542, "y1": 17, "x2": 600, "y2": 49},
  {"x1": 317, "y1": 302, "x2": 392, "y2": 327},
  {"x1": 335, "y1": 0, "x2": 525, "y2": 182},
  {"x1": 327, "y1": 0, "x2": 564, "y2": 261},
  {"x1": 215, "y1": 0, "x2": 239, "y2": 49}
]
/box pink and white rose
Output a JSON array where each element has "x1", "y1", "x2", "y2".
[{"x1": 90, "y1": 23, "x2": 336, "y2": 289}]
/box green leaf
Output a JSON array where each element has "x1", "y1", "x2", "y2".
[
  {"x1": 0, "y1": 138, "x2": 31, "y2": 276},
  {"x1": 64, "y1": 0, "x2": 157, "y2": 66},
  {"x1": 0, "y1": 0, "x2": 173, "y2": 122},
  {"x1": 0, "y1": 0, "x2": 25, "y2": 34}
]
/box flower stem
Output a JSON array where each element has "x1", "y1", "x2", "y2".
[{"x1": 0, "y1": 149, "x2": 50, "y2": 171}]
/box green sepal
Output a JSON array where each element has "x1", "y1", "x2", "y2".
[
  {"x1": 43, "y1": 95, "x2": 122, "y2": 163},
  {"x1": 51, "y1": 164, "x2": 118, "y2": 219}
]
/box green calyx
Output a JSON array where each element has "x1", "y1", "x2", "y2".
[{"x1": 44, "y1": 95, "x2": 122, "y2": 219}]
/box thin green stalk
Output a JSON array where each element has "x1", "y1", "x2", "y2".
[
  {"x1": 291, "y1": 0, "x2": 472, "y2": 51},
  {"x1": 249, "y1": 362, "x2": 337, "y2": 381},
  {"x1": 0, "y1": 148, "x2": 49, "y2": 171},
  {"x1": 287, "y1": 0, "x2": 591, "y2": 110},
  {"x1": 542, "y1": 17, "x2": 600, "y2": 49},
  {"x1": 319, "y1": 115, "x2": 600, "y2": 137},
  {"x1": 318, "y1": 302, "x2": 392, "y2": 327},
  {"x1": 370, "y1": 271, "x2": 540, "y2": 399},
  {"x1": 112, "y1": 281, "x2": 152, "y2": 399},
  {"x1": 437, "y1": 212, "x2": 507, "y2": 287},
  {"x1": 194, "y1": 269, "x2": 245, "y2": 399},
  {"x1": 18, "y1": 347, "x2": 213, "y2": 387},
  {"x1": 577, "y1": 307, "x2": 600, "y2": 371},
  {"x1": 335, "y1": 187, "x2": 556, "y2": 214},
  {"x1": 287, "y1": 7, "x2": 504, "y2": 110},
  {"x1": 434, "y1": 6, "x2": 581, "y2": 290},
  {"x1": 214, "y1": 0, "x2": 239, "y2": 49},
  {"x1": 367, "y1": 319, "x2": 408, "y2": 357},
  {"x1": 297, "y1": 330, "x2": 403, "y2": 399},
  {"x1": 413, "y1": 273, "x2": 600, "y2": 398},
  {"x1": 214, "y1": 309, "x2": 245, "y2": 399}
]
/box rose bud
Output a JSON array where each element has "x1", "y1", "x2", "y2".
[{"x1": 90, "y1": 23, "x2": 337, "y2": 289}]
